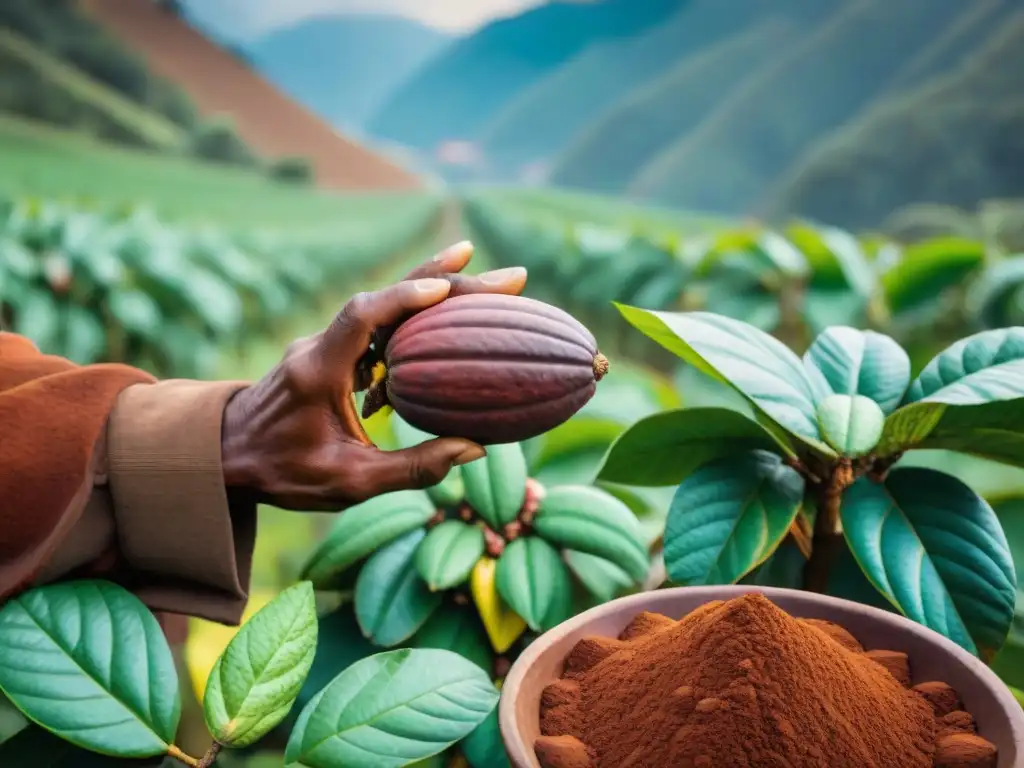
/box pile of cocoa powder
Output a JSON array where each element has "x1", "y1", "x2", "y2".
[{"x1": 536, "y1": 594, "x2": 997, "y2": 767}]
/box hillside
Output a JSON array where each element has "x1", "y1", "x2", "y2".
[
  {"x1": 367, "y1": 0, "x2": 682, "y2": 153},
  {"x1": 548, "y1": 19, "x2": 797, "y2": 194},
  {"x1": 627, "y1": 0, "x2": 973, "y2": 213},
  {"x1": 80, "y1": 0, "x2": 419, "y2": 190},
  {"x1": 247, "y1": 15, "x2": 451, "y2": 133},
  {"x1": 764, "y1": 13, "x2": 1024, "y2": 230},
  {"x1": 477, "y1": 0, "x2": 833, "y2": 179}
]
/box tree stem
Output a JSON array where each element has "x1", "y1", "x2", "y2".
[
  {"x1": 197, "y1": 741, "x2": 223, "y2": 768},
  {"x1": 803, "y1": 460, "x2": 853, "y2": 593},
  {"x1": 167, "y1": 745, "x2": 201, "y2": 767}
]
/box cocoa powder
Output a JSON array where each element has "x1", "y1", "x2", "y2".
[{"x1": 536, "y1": 594, "x2": 997, "y2": 768}]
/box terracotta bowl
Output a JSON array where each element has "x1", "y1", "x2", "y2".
[{"x1": 499, "y1": 585, "x2": 1024, "y2": 768}]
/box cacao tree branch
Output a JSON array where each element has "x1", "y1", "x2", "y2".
[
  {"x1": 197, "y1": 741, "x2": 222, "y2": 768},
  {"x1": 167, "y1": 744, "x2": 201, "y2": 767},
  {"x1": 803, "y1": 459, "x2": 854, "y2": 594}
]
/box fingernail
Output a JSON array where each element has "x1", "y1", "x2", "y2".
[
  {"x1": 453, "y1": 444, "x2": 487, "y2": 466},
  {"x1": 479, "y1": 266, "x2": 527, "y2": 286},
  {"x1": 434, "y1": 240, "x2": 473, "y2": 264},
  {"x1": 413, "y1": 277, "x2": 451, "y2": 294}
]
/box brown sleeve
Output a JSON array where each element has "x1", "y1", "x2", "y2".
[
  {"x1": 0, "y1": 332, "x2": 154, "y2": 598},
  {"x1": 103, "y1": 379, "x2": 257, "y2": 626},
  {"x1": 1, "y1": 332, "x2": 257, "y2": 628}
]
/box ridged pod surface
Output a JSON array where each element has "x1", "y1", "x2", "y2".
[{"x1": 381, "y1": 294, "x2": 607, "y2": 445}]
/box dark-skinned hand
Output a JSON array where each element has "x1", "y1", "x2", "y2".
[{"x1": 220, "y1": 242, "x2": 527, "y2": 511}]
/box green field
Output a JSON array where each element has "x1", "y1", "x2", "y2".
[
  {"x1": 463, "y1": 184, "x2": 727, "y2": 239},
  {"x1": 0, "y1": 114, "x2": 436, "y2": 239}
]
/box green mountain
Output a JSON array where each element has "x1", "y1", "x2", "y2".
[
  {"x1": 366, "y1": 0, "x2": 682, "y2": 152},
  {"x1": 247, "y1": 15, "x2": 451, "y2": 133},
  {"x1": 627, "y1": 0, "x2": 971, "y2": 212},
  {"x1": 548, "y1": 19, "x2": 797, "y2": 193},
  {"x1": 765, "y1": 12, "x2": 1024, "y2": 230},
  {"x1": 474, "y1": 0, "x2": 781, "y2": 177}
]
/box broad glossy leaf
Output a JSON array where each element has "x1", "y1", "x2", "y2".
[
  {"x1": 565, "y1": 551, "x2": 635, "y2": 603},
  {"x1": 664, "y1": 450, "x2": 805, "y2": 586},
  {"x1": 203, "y1": 582, "x2": 317, "y2": 748},
  {"x1": 14, "y1": 290, "x2": 60, "y2": 352},
  {"x1": 461, "y1": 444, "x2": 527, "y2": 529},
  {"x1": 61, "y1": 305, "x2": 106, "y2": 364},
  {"x1": 967, "y1": 256, "x2": 1024, "y2": 329},
  {"x1": 0, "y1": 581, "x2": 179, "y2": 757},
  {"x1": 284, "y1": 648, "x2": 499, "y2": 768},
  {"x1": 803, "y1": 327, "x2": 910, "y2": 413},
  {"x1": 841, "y1": 468, "x2": 1016, "y2": 658},
  {"x1": 802, "y1": 289, "x2": 867, "y2": 335},
  {"x1": 412, "y1": 605, "x2": 492, "y2": 673},
  {"x1": 738, "y1": 538, "x2": 806, "y2": 589},
  {"x1": 496, "y1": 538, "x2": 573, "y2": 632},
  {"x1": 597, "y1": 407, "x2": 784, "y2": 487},
  {"x1": 881, "y1": 237, "x2": 985, "y2": 315},
  {"x1": 532, "y1": 486, "x2": 648, "y2": 582},
  {"x1": 295, "y1": 607, "x2": 376, "y2": 716},
  {"x1": 877, "y1": 329, "x2": 1024, "y2": 461},
  {"x1": 301, "y1": 490, "x2": 436, "y2": 588},
  {"x1": 906, "y1": 328, "x2": 1024, "y2": 405},
  {"x1": 989, "y1": 496, "x2": 1024, "y2": 691},
  {"x1": 355, "y1": 529, "x2": 441, "y2": 647},
  {"x1": 415, "y1": 521, "x2": 485, "y2": 591},
  {"x1": 816, "y1": 395, "x2": 885, "y2": 458},
  {"x1": 108, "y1": 290, "x2": 162, "y2": 340},
  {"x1": 470, "y1": 558, "x2": 527, "y2": 654},
  {"x1": 615, "y1": 305, "x2": 829, "y2": 455},
  {"x1": 0, "y1": 723, "x2": 158, "y2": 767},
  {"x1": 461, "y1": 706, "x2": 509, "y2": 768}
]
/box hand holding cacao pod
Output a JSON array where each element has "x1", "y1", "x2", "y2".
[
  {"x1": 220, "y1": 242, "x2": 531, "y2": 511},
  {"x1": 362, "y1": 293, "x2": 609, "y2": 445}
]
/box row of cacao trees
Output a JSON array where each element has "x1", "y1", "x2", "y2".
[
  {"x1": 0, "y1": 194, "x2": 443, "y2": 378},
  {"x1": 462, "y1": 191, "x2": 1024, "y2": 372}
]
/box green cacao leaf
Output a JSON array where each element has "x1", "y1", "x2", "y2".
[
  {"x1": 461, "y1": 706, "x2": 509, "y2": 768},
  {"x1": 301, "y1": 490, "x2": 436, "y2": 589},
  {"x1": 881, "y1": 237, "x2": 985, "y2": 316},
  {"x1": 615, "y1": 305, "x2": 830, "y2": 455},
  {"x1": 496, "y1": 537, "x2": 573, "y2": 632},
  {"x1": 61, "y1": 306, "x2": 107, "y2": 365},
  {"x1": 355, "y1": 529, "x2": 442, "y2": 647},
  {"x1": 564, "y1": 550, "x2": 635, "y2": 603},
  {"x1": 295, "y1": 606, "x2": 377, "y2": 716},
  {"x1": 966, "y1": 256, "x2": 1024, "y2": 329},
  {"x1": 0, "y1": 581, "x2": 179, "y2": 757},
  {"x1": 803, "y1": 327, "x2": 910, "y2": 413},
  {"x1": 415, "y1": 521, "x2": 485, "y2": 591},
  {"x1": 411, "y1": 605, "x2": 492, "y2": 673},
  {"x1": 816, "y1": 394, "x2": 885, "y2": 457},
  {"x1": 284, "y1": 648, "x2": 499, "y2": 768},
  {"x1": 461, "y1": 443, "x2": 527, "y2": 529},
  {"x1": 841, "y1": 468, "x2": 1016, "y2": 658},
  {"x1": 597, "y1": 407, "x2": 785, "y2": 487},
  {"x1": 989, "y1": 496, "x2": 1024, "y2": 692},
  {"x1": 877, "y1": 328, "x2": 1024, "y2": 462},
  {"x1": 664, "y1": 450, "x2": 805, "y2": 586},
  {"x1": 738, "y1": 538, "x2": 806, "y2": 589},
  {"x1": 0, "y1": 723, "x2": 154, "y2": 767},
  {"x1": 203, "y1": 582, "x2": 317, "y2": 748},
  {"x1": 532, "y1": 486, "x2": 648, "y2": 582}
]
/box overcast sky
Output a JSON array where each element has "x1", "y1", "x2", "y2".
[{"x1": 179, "y1": 0, "x2": 549, "y2": 40}]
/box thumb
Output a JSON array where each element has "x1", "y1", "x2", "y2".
[{"x1": 364, "y1": 438, "x2": 487, "y2": 496}]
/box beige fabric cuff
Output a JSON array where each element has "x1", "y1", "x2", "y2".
[{"x1": 106, "y1": 379, "x2": 255, "y2": 625}]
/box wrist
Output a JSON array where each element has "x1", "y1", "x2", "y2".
[{"x1": 221, "y1": 387, "x2": 260, "y2": 491}]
